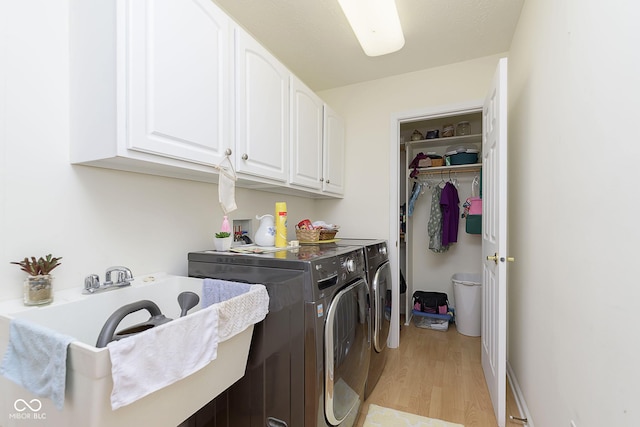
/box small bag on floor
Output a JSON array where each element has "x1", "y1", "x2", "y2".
[{"x1": 413, "y1": 291, "x2": 449, "y2": 315}]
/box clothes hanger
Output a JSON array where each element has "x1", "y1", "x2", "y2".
[{"x1": 471, "y1": 175, "x2": 480, "y2": 197}]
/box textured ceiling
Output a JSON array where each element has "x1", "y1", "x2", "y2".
[{"x1": 213, "y1": 0, "x2": 524, "y2": 91}]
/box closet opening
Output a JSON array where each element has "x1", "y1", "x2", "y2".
[{"x1": 396, "y1": 106, "x2": 483, "y2": 328}]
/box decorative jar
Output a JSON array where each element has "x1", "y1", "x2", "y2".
[
  {"x1": 456, "y1": 121, "x2": 471, "y2": 136},
  {"x1": 24, "y1": 275, "x2": 53, "y2": 306}
]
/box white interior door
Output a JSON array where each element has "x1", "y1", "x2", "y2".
[{"x1": 481, "y1": 57, "x2": 508, "y2": 427}]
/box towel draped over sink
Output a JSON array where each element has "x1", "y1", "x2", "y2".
[
  {"x1": 202, "y1": 278, "x2": 270, "y2": 341},
  {"x1": 107, "y1": 301, "x2": 220, "y2": 410},
  {"x1": 107, "y1": 279, "x2": 269, "y2": 410},
  {"x1": 0, "y1": 317, "x2": 75, "y2": 410}
]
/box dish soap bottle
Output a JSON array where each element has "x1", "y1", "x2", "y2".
[
  {"x1": 275, "y1": 202, "x2": 287, "y2": 247},
  {"x1": 221, "y1": 216, "x2": 231, "y2": 233}
]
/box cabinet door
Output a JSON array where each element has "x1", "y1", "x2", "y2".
[
  {"x1": 290, "y1": 76, "x2": 323, "y2": 190},
  {"x1": 235, "y1": 27, "x2": 289, "y2": 182},
  {"x1": 323, "y1": 105, "x2": 345, "y2": 195},
  {"x1": 126, "y1": 0, "x2": 231, "y2": 165}
]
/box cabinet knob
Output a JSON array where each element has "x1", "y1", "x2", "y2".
[
  {"x1": 326, "y1": 179, "x2": 330, "y2": 184},
  {"x1": 225, "y1": 148, "x2": 232, "y2": 156},
  {"x1": 242, "y1": 153, "x2": 248, "y2": 161},
  {"x1": 320, "y1": 178, "x2": 324, "y2": 182}
]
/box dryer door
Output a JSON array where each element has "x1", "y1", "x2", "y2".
[
  {"x1": 324, "y1": 279, "x2": 370, "y2": 425},
  {"x1": 372, "y1": 261, "x2": 392, "y2": 353}
]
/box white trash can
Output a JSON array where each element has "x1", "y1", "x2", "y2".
[{"x1": 452, "y1": 273, "x2": 482, "y2": 337}]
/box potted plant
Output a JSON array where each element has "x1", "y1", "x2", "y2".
[
  {"x1": 214, "y1": 232, "x2": 233, "y2": 252},
  {"x1": 11, "y1": 254, "x2": 62, "y2": 306}
]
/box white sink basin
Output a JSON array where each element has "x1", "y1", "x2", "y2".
[{"x1": 0, "y1": 273, "x2": 256, "y2": 427}]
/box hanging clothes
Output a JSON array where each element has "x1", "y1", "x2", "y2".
[
  {"x1": 440, "y1": 181, "x2": 460, "y2": 246},
  {"x1": 427, "y1": 186, "x2": 449, "y2": 253},
  {"x1": 408, "y1": 152, "x2": 429, "y2": 178},
  {"x1": 408, "y1": 181, "x2": 423, "y2": 217}
]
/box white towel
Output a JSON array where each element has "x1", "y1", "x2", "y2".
[
  {"x1": 107, "y1": 304, "x2": 219, "y2": 410},
  {"x1": 217, "y1": 156, "x2": 237, "y2": 214},
  {"x1": 202, "y1": 279, "x2": 269, "y2": 341},
  {"x1": 0, "y1": 317, "x2": 74, "y2": 410}
]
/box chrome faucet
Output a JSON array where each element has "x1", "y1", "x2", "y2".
[{"x1": 83, "y1": 266, "x2": 133, "y2": 294}]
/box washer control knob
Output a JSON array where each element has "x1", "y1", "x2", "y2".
[{"x1": 343, "y1": 258, "x2": 355, "y2": 273}]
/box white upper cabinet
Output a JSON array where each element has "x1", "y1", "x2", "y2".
[
  {"x1": 323, "y1": 105, "x2": 346, "y2": 196},
  {"x1": 69, "y1": 0, "x2": 344, "y2": 197},
  {"x1": 290, "y1": 76, "x2": 324, "y2": 190},
  {"x1": 126, "y1": 0, "x2": 231, "y2": 165},
  {"x1": 234, "y1": 27, "x2": 289, "y2": 182},
  {"x1": 69, "y1": 0, "x2": 232, "y2": 174}
]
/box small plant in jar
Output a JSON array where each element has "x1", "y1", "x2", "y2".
[{"x1": 10, "y1": 254, "x2": 62, "y2": 306}]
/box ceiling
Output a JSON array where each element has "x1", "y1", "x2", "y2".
[{"x1": 213, "y1": 0, "x2": 524, "y2": 92}]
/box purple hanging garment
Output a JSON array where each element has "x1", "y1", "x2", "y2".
[{"x1": 440, "y1": 182, "x2": 460, "y2": 246}]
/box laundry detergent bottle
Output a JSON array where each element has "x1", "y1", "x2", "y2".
[{"x1": 275, "y1": 202, "x2": 288, "y2": 247}]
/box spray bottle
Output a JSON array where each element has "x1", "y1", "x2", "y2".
[
  {"x1": 275, "y1": 202, "x2": 288, "y2": 247},
  {"x1": 221, "y1": 215, "x2": 231, "y2": 233}
]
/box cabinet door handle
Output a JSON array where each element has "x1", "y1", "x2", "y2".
[
  {"x1": 326, "y1": 179, "x2": 330, "y2": 184},
  {"x1": 225, "y1": 148, "x2": 232, "y2": 156},
  {"x1": 242, "y1": 153, "x2": 248, "y2": 161}
]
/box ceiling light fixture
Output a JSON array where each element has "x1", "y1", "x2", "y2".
[{"x1": 337, "y1": 0, "x2": 405, "y2": 57}]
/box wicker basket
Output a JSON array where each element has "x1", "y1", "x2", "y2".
[
  {"x1": 319, "y1": 229, "x2": 338, "y2": 240},
  {"x1": 295, "y1": 227, "x2": 320, "y2": 242}
]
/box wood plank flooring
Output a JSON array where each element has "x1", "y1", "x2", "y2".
[{"x1": 354, "y1": 318, "x2": 522, "y2": 426}]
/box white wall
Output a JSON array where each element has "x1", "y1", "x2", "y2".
[
  {"x1": 0, "y1": 1, "x2": 317, "y2": 302},
  {"x1": 508, "y1": 1, "x2": 640, "y2": 426},
  {"x1": 317, "y1": 55, "x2": 504, "y2": 238}
]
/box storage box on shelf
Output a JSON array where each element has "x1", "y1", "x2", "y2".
[{"x1": 407, "y1": 134, "x2": 482, "y2": 177}]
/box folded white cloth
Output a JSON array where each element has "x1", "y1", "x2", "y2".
[
  {"x1": 107, "y1": 304, "x2": 219, "y2": 410},
  {"x1": 217, "y1": 156, "x2": 237, "y2": 214},
  {"x1": 202, "y1": 279, "x2": 269, "y2": 341},
  {"x1": 0, "y1": 317, "x2": 74, "y2": 410}
]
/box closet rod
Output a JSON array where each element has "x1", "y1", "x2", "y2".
[{"x1": 416, "y1": 164, "x2": 482, "y2": 176}]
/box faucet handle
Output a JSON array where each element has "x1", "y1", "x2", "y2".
[
  {"x1": 84, "y1": 274, "x2": 100, "y2": 293},
  {"x1": 105, "y1": 266, "x2": 133, "y2": 285}
]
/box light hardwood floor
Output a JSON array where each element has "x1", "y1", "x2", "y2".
[{"x1": 354, "y1": 318, "x2": 522, "y2": 426}]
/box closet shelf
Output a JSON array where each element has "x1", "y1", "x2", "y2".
[
  {"x1": 412, "y1": 163, "x2": 482, "y2": 177},
  {"x1": 406, "y1": 133, "x2": 482, "y2": 149}
]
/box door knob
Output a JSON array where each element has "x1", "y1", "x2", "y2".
[{"x1": 486, "y1": 253, "x2": 515, "y2": 264}]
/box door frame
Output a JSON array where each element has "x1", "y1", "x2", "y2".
[{"x1": 387, "y1": 99, "x2": 483, "y2": 348}]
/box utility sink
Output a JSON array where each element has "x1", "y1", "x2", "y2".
[{"x1": 0, "y1": 273, "x2": 262, "y2": 427}]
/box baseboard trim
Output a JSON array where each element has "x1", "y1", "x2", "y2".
[{"x1": 507, "y1": 361, "x2": 534, "y2": 427}]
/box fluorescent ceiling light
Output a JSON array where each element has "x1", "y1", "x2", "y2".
[{"x1": 337, "y1": 0, "x2": 405, "y2": 57}]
